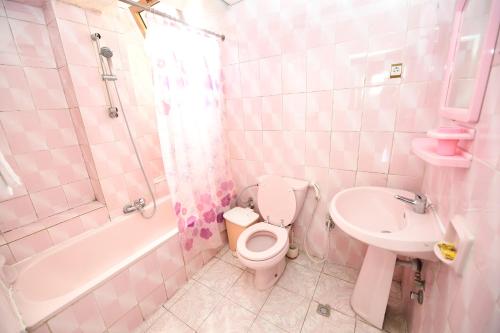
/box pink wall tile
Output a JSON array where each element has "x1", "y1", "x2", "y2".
[
  {"x1": 107, "y1": 306, "x2": 143, "y2": 333},
  {"x1": 0, "y1": 110, "x2": 46, "y2": 153},
  {"x1": 282, "y1": 93, "x2": 306, "y2": 130},
  {"x1": 227, "y1": 130, "x2": 245, "y2": 159},
  {"x1": 239, "y1": 60, "x2": 260, "y2": 97},
  {"x1": 222, "y1": 64, "x2": 241, "y2": 99},
  {"x1": 387, "y1": 174, "x2": 422, "y2": 192},
  {"x1": 389, "y1": 132, "x2": 425, "y2": 177},
  {"x1": 79, "y1": 207, "x2": 109, "y2": 229},
  {"x1": 51, "y1": 0, "x2": 87, "y2": 24},
  {"x1": 261, "y1": 95, "x2": 282, "y2": 130},
  {"x1": 332, "y1": 88, "x2": 363, "y2": 131},
  {"x1": 305, "y1": 131, "x2": 330, "y2": 167},
  {"x1": 3, "y1": 1, "x2": 45, "y2": 24},
  {"x1": 306, "y1": 45, "x2": 334, "y2": 91},
  {"x1": 242, "y1": 97, "x2": 262, "y2": 130},
  {"x1": 52, "y1": 146, "x2": 88, "y2": 184},
  {"x1": 57, "y1": 19, "x2": 97, "y2": 67},
  {"x1": 155, "y1": 234, "x2": 184, "y2": 281},
  {"x1": 14, "y1": 150, "x2": 60, "y2": 192},
  {"x1": 330, "y1": 132, "x2": 360, "y2": 171},
  {"x1": 31, "y1": 186, "x2": 69, "y2": 218},
  {"x1": 358, "y1": 132, "x2": 393, "y2": 173},
  {"x1": 0, "y1": 65, "x2": 34, "y2": 111},
  {"x1": 9, "y1": 230, "x2": 53, "y2": 261},
  {"x1": 24, "y1": 67, "x2": 67, "y2": 109},
  {"x1": 129, "y1": 252, "x2": 163, "y2": 301},
  {"x1": 306, "y1": 91, "x2": 332, "y2": 131},
  {"x1": 48, "y1": 293, "x2": 105, "y2": 333},
  {"x1": 164, "y1": 268, "x2": 187, "y2": 299},
  {"x1": 93, "y1": 269, "x2": 136, "y2": 327},
  {"x1": 9, "y1": 18, "x2": 55, "y2": 68},
  {"x1": 259, "y1": 55, "x2": 282, "y2": 96},
  {"x1": 225, "y1": 98, "x2": 244, "y2": 130},
  {"x1": 282, "y1": 52, "x2": 306, "y2": 93},
  {"x1": 0, "y1": 17, "x2": 21, "y2": 65},
  {"x1": 68, "y1": 65, "x2": 107, "y2": 107},
  {"x1": 63, "y1": 179, "x2": 95, "y2": 208},
  {"x1": 361, "y1": 86, "x2": 399, "y2": 131},
  {"x1": 244, "y1": 131, "x2": 263, "y2": 161},
  {"x1": 138, "y1": 285, "x2": 167, "y2": 319},
  {"x1": 355, "y1": 171, "x2": 388, "y2": 187},
  {"x1": 334, "y1": 39, "x2": 367, "y2": 89},
  {"x1": 47, "y1": 216, "x2": 85, "y2": 244},
  {"x1": 99, "y1": 175, "x2": 130, "y2": 218},
  {"x1": 396, "y1": 82, "x2": 440, "y2": 132},
  {"x1": 0, "y1": 195, "x2": 37, "y2": 232}
]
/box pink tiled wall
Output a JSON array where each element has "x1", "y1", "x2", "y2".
[
  {"x1": 43, "y1": 0, "x2": 167, "y2": 218},
  {"x1": 402, "y1": 34, "x2": 500, "y2": 333},
  {"x1": 218, "y1": 0, "x2": 454, "y2": 268},
  {"x1": 0, "y1": 1, "x2": 95, "y2": 232}
]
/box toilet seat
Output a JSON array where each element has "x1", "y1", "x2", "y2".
[{"x1": 237, "y1": 222, "x2": 289, "y2": 261}]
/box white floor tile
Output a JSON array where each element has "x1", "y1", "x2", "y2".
[
  {"x1": 146, "y1": 311, "x2": 194, "y2": 333},
  {"x1": 215, "y1": 244, "x2": 229, "y2": 258},
  {"x1": 133, "y1": 307, "x2": 166, "y2": 333},
  {"x1": 259, "y1": 286, "x2": 310, "y2": 333},
  {"x1": 314, "y1": 273, "x2": 355, "y2": 317},
  {"x1": 323, "y1": 262, "x2": 359, "y2": 284},
  {"x1": 163, "y1": 279, "x2": 196, "y2": 310},
  {"x1": 277, "y1": 261, "x2": 320, "y2": 298},
  {"x1": 198, "y1": 298, "x2": 256, "y2": 333},
  {"x1": 301, "y1": 301, "x2": 355, "y2": 333},
  {"x1": 220, "y1": 249, "x2": 246, "y2": 269},
  {"x1": 196, "y1": 258, "x2": 243, "y2": 294},
  {"x1": 249, "y1": 316, "x2": 287, "y2": 333},
  {"x1": 288, "y1": 251, "x2": 325, "y2": 272},
  {"x1": 168, "y1": 280, "x2": 223, "y2": 329},
  {"x1": 226, "y1": 271, "x2": 271, "y2": 313}
]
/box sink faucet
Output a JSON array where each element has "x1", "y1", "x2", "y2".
[
  {"x1": 394, "y1": 193, "x2": 427, "y2": 214},
  {"x1": 123, "y1": 198, "x2": 146, "y2": 214}
]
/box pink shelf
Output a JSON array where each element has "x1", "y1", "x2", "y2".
[
  {"x1": 426, "y1": 127, "x2": 475, "y2": 140},
  {"x1": 411, "y1": 138, "x2": 472, "y2": 168}
]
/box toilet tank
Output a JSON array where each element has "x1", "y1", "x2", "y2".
[{"x1": 257, "y1": 175, "x2": 310, "y2": 223}]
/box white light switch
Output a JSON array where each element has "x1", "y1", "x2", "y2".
[{"x1": 390, "y1": 63, "x2": 403, "y2": 78}]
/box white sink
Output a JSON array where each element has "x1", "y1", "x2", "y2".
[
  {"x1": 329, "y1": 186, "x2": 442, "y2": 260},
  {"x1": 329, "y1": 186, "x2": 442, "y2": 329}
]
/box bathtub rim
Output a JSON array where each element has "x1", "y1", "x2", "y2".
[{"x1": 12, "y1": 197, "x2": 181, "y2": 329}]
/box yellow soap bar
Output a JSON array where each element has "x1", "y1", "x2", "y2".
[{"x1": 438, "y1": 242, "x2": 457, "y2": 260}]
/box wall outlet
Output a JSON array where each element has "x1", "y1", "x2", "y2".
[{"x1": 390, "y1": 63, "x2": 403, "y2": 78}]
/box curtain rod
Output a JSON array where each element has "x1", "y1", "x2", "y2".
[{"x1": 118, "y1": 0, "x2": 225, "y2": 41}]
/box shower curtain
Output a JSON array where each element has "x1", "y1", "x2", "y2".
[{"x1": 145, "y1": 16, "x2": 234, "y2": 256}]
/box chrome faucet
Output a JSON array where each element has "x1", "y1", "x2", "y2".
[
  {"x1": 123, "y1": 198, "x2": 146, "y2": 214},
  {"x1": 394, "y1": 193, "x2": 427, "y2": 214}
]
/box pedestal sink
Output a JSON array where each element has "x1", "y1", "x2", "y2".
[{"x1": 329, "y1": 186, "x2": 442, "y2": 329}]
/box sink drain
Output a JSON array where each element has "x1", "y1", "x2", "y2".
[{"x1": 316, "y1": 303, "x2": 331, "y2": 317}]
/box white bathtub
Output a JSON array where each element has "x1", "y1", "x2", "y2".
[{"x1": 11, "y1": 198, "x2": 179, "y2": 329}]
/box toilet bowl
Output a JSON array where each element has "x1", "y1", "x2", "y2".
[{"x1": 236, "y1": 175, "x2": 308, "y2": 290}]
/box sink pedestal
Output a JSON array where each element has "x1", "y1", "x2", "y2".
[{"x1": 351, "y1": 245, "x2": 397, "y2": 329}]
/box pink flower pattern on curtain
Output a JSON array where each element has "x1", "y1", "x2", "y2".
[{"x1": 145, "y1": 16, "x2": 234, "y2": 255}]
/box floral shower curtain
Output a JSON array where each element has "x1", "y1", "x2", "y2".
[{"x1": 145, "y1": 16, "x2": 234, "y2": 255}]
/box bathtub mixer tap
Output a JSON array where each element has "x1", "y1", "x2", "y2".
[{"x1": 123, "y1": 198, "x2": 146, "y2": 214}]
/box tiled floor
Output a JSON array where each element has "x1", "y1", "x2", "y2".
[{"x1": 134, "y1": 245, "x2": 407, "y2": 333}]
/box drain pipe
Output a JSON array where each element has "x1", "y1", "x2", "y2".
[{"x1": 396, "y1": 258, "x2": 426, "y2": 304}]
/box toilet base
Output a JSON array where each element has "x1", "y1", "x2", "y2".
[{"x1": 253, "y1": 257, "x2": 286, "y2": 290}]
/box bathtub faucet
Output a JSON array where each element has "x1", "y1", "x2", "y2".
[{"x1": 123, "y1": 198, "x2": 146, "y2": 214}]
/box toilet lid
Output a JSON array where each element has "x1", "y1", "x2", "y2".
[{"x1": 257, "y1": 175, "x2": 296, "y2": 227}]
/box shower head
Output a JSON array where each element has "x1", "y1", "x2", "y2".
[{"x1": 100, "y1": 46, "x2": 113, "y2": 58}]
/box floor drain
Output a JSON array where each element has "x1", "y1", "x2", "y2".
[
  {"x1": 316, "y1": 303, "x2": 331, "y2": 317},
  {"x1": 381, "y1": 230, "x2": 392, "y2": 233}
]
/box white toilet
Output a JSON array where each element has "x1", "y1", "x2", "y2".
[{"x1": 236, "y1": 175, "x2": 308, "y2": 290}]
